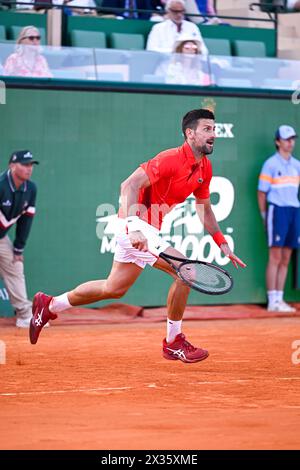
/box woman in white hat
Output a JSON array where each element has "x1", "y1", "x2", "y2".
[{"x1": 155, "y1": 33, "x2": 211, "y2": 85}]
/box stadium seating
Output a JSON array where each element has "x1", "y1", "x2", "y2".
[
  {"x1": 110, "y1": 33, "x2": 144, "y2": 51},
  {"x1": 234, "y1": 40, "x2": 267, "y2": 58},
  {"x1": 0, "y1": 25, "x2": 6, "y2": 41},
  {"x1": 205, "y1": 38, "x2": 232, "y2": 56},
  {"x1": 71, "y1": 30, "x2": 106, "y2": 49}
]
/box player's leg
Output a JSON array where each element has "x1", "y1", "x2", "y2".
[
  {"x1": 275, "y1": 247, "x2": 296, "y2": 311},
  {"x1": 275, "y1": 206, "x2": 299, "y2": 312},
  {"x1": 67, "y1": 261, "x2": 142, "y2": 306},
  {"x1": 266, "y1": 205, "x2": 288, "y2": 311},
  {"x1": 153, "y1": 246, "x2": 190, "y2": 321},
  {"x1": 266, "y1": 246, "x2": 282, "y2": 310},
  {"x1": 0, "y1": 236, "x2": 32, "y2": 327},
  {"x1": 29, "y1": 261, "x2": 142, "y2": 344},
  {"x1": 152, "y1": 246, "x2": 208, "y2": 363},
  {"x1": 276, "y1": 247, "x2": 292, "y2": 291}
]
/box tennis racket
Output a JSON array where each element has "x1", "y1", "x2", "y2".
[{"x1": 158, "y1": 252, "x2": 233, "y2": 295}]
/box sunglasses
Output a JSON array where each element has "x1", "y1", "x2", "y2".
[
  {"x1": 23, "y1": 35, "x2": 41, "y2": 41},
  {"x1": 182, "y1": 44, "x2": 198, "y2": 49},
  {"x1": 169, "y1": 8, "x2": 185, "y2": 13}
]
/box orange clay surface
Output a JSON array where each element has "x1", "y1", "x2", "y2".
[{"x1": 1, "y1": 312, "x2": 300, "y2": 450}]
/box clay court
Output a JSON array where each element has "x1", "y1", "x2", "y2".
[{"x1": 1, "y1": 305, "x2": 300, "y2": 450}]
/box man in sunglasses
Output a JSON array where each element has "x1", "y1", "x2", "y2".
[
  {"x1": 146, "y1": 0, "x2": 208, "y2": 54},
  {"x1": 0, "y1": 151, "x2": 39, "y2": 328}
]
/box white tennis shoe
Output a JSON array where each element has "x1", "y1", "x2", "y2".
[
  {"x1": 267, "y1": 301, "x2": 296, "y2": 313},
  {"x1": 277, "y1": 301, "x2": 296, "y2": 312}
]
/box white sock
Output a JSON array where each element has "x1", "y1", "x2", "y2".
[
  {"x1": 267, "y1": 290, "x2": 277, "y2": 306},
  {"x1": 166, "y1": 319, "x2": 182, "y2": 343},
  {"x1": 276, "y1": 291, "x2": 283, "y2": 303},
  {"x1": 49, "y1": 292, "x2": 72, "y2": 313}
]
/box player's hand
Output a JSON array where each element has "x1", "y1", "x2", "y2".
[
  {"x1": 13, "y1": 254, "x2": 24, "y2": 263},
  {"x1": 220, "y1": 243, "x2": 246, "y2": 269},
  {"x1": 128, "y1": 231, "x2": 148, "y2": 252}
]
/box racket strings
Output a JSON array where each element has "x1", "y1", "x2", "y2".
[{"x1": 179, "y1": 262, "x2": 232, "y2": 294}]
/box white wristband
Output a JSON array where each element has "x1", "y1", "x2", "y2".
[{"x1": 126, "y1": 216, "x2": 143, "y2": 233}]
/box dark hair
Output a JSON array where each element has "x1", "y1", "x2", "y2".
[{"x1": 182, "y1": 109, "x2": 215, "y2": 138}]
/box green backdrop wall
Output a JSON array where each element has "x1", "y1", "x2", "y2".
[{"x1": 0, "y1": 86, "x2": 300, "y2": 313}]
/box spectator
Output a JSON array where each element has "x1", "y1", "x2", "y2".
[
  {"x1": 3, "y1": 26, "x2": 52, "y2": 78},
  {"x1": 15, "y1": 0, "x2": 34, "y2": 9},
  {"x1": 263, "y1": 0, "x2": 300, "y2": 12},
  {"x1": 0, "y1": 151, "x2": 38, "y2": 328},
  {"x1": 186, "y1": 0, "x2": 221, "y2": 25},
  {"x1": 155, "y1": 33, "x2": 211, "y2": 85},
  {"x1": 101, "y1": 0, "x2": 153, "y2": 19},
  {"x1": 65, "y1": 0, "x2": 97, "y2": 15},
  {"x1": 287, "y1": 0, "x2": 300, "y2": 11},
  {"x1": 146, "y1": 0, "x2": 208, "y2": 54},
  {"x1": 258, "y1": 125, "x2": 299, "y2": 312}
]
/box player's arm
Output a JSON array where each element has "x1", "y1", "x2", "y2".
[
  {"x1": 195, "y1": 197, "x2": 246, "y2": 269},
  {"x1": 257, "y1": 159, "x2": 272, "y2": 223},
  {"x1": 257, "y1": 190, "x2": 267, "y2": 223},
  {"x1": 120, "y1": 167, "x2": 151, "y2": 251},
  {"x1": 14, "y1": 185, "x2": 37, "y2": 263},
  {"x1": 120, "y1": 167, "x2": 151, "y2": 218}
]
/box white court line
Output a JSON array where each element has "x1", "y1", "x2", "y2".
[
  {"x1": 188, "y1": 381, "x2": 226, "y2": 385},
  {"x1": 0, "y1": 386, "x2": 132, "y2": 397},
  {"x1": 214, "y1": 360, "x2": 251, "y2": 363},
  {"x1": 278, "y1": 377, "x2": 300, "y2": 380}
]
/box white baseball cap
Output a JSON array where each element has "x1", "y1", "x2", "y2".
[{"x1": 275, "y1": 125, "x2": 297, "y2": 140}]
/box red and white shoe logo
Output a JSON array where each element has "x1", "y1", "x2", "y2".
[{"x1": 35, "y1": 308, "x2": 44, "y2": 326}]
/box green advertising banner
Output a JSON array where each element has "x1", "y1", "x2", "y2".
[
  {"x1": 0, "y1": 279, "x2": 13, "y2": 317},
  {"x1": 0, "y1": 86, "x2": 300, "y2": 315}
]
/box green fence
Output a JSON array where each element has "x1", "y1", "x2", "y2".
[
  {"x1": 0, "y1": 279, "x2": 13, "y2": 317},
  {"x1": 0, "y1": 84, "x2": 299, "y2": 314}
]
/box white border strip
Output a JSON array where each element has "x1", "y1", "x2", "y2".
[{"x1": 0, "y1": 386, "x2": 132, "y2": 397}]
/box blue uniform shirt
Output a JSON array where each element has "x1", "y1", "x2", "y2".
[{"x1": 258, "y1": 152, "x2": 300, "y2": 208}]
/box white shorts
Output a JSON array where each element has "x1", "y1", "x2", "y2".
[{"x1": 114, "y1": 218, "x2": 170, "y2": 269}]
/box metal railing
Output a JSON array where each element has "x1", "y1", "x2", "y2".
[{"x1": 0, "y1": 0, "x2": 279, "y2": 25}]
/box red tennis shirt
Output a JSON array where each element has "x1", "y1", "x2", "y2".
[{"x1": 136, "y1": 141, "x2": 212, "y2": 230}]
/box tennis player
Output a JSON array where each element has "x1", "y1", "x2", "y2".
[{"x1": 30, "y1": 108, "x2": 246, "y2": 363}]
